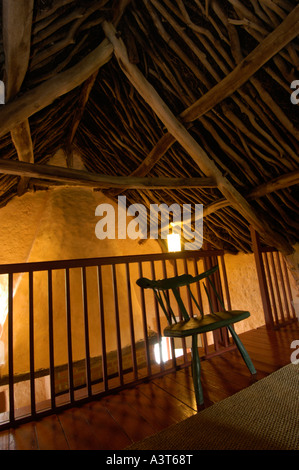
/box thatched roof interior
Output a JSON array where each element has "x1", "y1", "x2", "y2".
[{"x1": 0, "y1": 0, "x2": 298, "y2": 254}]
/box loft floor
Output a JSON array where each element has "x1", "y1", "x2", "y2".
[{"x1": 0, "y1": 323, "x2": 298, "y2": 450}]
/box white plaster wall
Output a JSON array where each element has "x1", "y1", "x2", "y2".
[{"x1": 0, "y1": 151, "x2": 162, "y2": 378}]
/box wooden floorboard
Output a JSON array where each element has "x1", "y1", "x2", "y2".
[{"x1": 0, "y1": 323, "x2": 298, "y2": 450}]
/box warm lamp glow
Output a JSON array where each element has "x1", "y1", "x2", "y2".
[{"x1": 167, "y1": 233, "x2": 181, "y2": 252}]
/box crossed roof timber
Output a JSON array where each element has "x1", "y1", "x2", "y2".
[{"x1": 0, "y1": 2, "x2": 298, "y2": 254}]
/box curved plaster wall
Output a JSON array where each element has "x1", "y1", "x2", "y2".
[{"x1": 0, "y1": 185, "x2": 165, "y2": 376}]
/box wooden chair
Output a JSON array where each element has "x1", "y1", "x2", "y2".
[{"x1": 136, "y1": 265, "x2": 256, "y2": 409}]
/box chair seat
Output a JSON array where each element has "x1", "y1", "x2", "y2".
[{"x1": 164, "y1": 310, "x2": 250, "y2": 338}]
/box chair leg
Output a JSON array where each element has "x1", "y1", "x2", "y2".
[
  {"x1": 227, "y1": 325, "x2": 256, "y2": 375},
  {"x1": 191, "y1": 334, "x2": 204, "y2": 409}
]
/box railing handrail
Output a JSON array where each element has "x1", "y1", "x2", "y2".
[
  {"x1": 0, "y1": 249, "x2": 224, "y2": 274},
  {"x1": 0, "y1": 247, "x2": 232, "y2": 430}
]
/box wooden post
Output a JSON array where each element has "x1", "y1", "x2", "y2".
[{"x1": 250, "y1": 227, "x2": 275, "y2": 329}]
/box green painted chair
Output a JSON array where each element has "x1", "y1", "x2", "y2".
[{"x1": 137, "y1": 265, "x2": 256, "y2": 409}]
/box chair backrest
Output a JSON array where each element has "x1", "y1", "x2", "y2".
[{"x1": 136, "y1": 265, "x2": 223, "y2": 325}]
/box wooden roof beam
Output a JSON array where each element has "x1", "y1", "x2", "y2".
[
  {"x1": 204, "y1": 169, "x2": 299, "y2": 217},
  {"x1": 0, "y1": 39, "x2": 113, "y2": 139},
  {"x1": 2, "y1": 0, "x2": 35, "y2": 195},
  {"x1": 103, "y1": 21, "x2": 294, "y2": 255},
  {"x1": 180, "y1": 3, "x2": 299, "y2": 125},
  {"x1": 65, "y1": 71, "x2": 99, "y2": 168},
  {"x1": 2, "y1": 0, "x2": 34, "y2": 101},
  {"x1": 0, "y1": 0, "x2": 134, "y2": 139},
  {"x1": 131, "y1": 3, "x2": 299, "y2": 177},
  {"x1": 0, "y1": 158, "x2": 216, "y2": 190}
]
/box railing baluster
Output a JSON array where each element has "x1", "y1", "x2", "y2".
[
  {"x1": 173, "y1": 259, "x2": 188, "y2": 364},
  {"x1": 263, "y1": 253, "x2": 279, "y2": 326},
  {"x1": 193, "y1": 257, "x2": 204, "y2": 312},
  {"x1": 65, "y1": 268, "x2": 74, "y2": 404},
  {"x1": 196, "y1": 258, "x2": 209, "y2": 356},
  {"x1": 219, "y1": 255, "x2": 232, "y2": 310},
  {"x1": 150, "y1": 261, "x2": 164, "y2": 370},
  {"x1": 48, "y1": 269, "x2": 55, "y2": 410},
  {"x1": 276, "y1": 252, "x2": 291, "y2": 322},
  {"x1": 281, "y1": 255, "x2": 296, "y2": 321},
  {"x1": 8, "y1": 272, "x2": 14, "y2": 424},
  {"x1": 183, "y1": 258, "x2": 193, "y2": 317},
  {"x1": 1, "y1": 248, "x2": 239, "y2": 430},
  {"x1": 269, "y1": 252, "x2": 285, "y2": 324},
  {"x1": 251, "y1": 229, "x2": 275, "y2": 328},
  {"x1": 125, "y1": 263, "x2": 138, "y2": 380},
  {"x1": 111, "y1": 264, "x2": 123, "y2": 386},
  {"x1": 29, "y1": 271, "x2": 36, "y2": 416},
  {"x1": 162, "y1": 259, "x2": 176, "y2": 368},
  {"x1": 215, "y1": 256, "x2": 229, "y2": 348},
  {"x1": 214, "y1": 255, "x2": 224, "y2": 310},
  {"x1": 82, "y1": 266, "x2": 92, "y2": 397},
  {"x1": 193, "y1": 258, "x2": 207, "y2": 353},
  {"x1": 97, "y1": 265, "x2": 108, "y2": 392},
  {"x1": 203, "y1": 254, "x2": 220, "y2": 351},
  {"x1": 138, "y1": 262, "x2": 151, "y2": 376}
]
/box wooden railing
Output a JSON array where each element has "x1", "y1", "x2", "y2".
[
  {"x1": 251, "y1": 228, "x2": 297, "y2": 329},
  {"x1": 0, "y1": 249, "x2": 234, "y2": 430}
]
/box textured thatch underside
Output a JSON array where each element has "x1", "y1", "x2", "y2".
[{"x1": 0, "y1": 0, "x2": 298, "y2": 253}]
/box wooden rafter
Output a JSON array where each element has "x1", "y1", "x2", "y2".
[
  {"x1": 2, "y1": 0, "x2": 35, "y2": 195},
  {"x1": 0, "y1": 39, "x2": 113, "y2": 139},
  {"x1": 204, "y1": 169, "x2": 299, "y2": 217},
  {"x1": 102, "y1": 20, "x2": 294, "y2": 255},
  {"x1": 0, "y1": 0, "x2": 136, "y2": 141},
  {"x1": 0, "y1": 158, "x2": 216, "y2": 190},
  {"x1": 65, "y1": 71, "x2": 99, "y2": 168},
  {"x1": 2, "y1": 0, "x2": 33, "y2": 101},
  {"x1": 130, "y1": 4, "x2": 299, "y2": 178},
  {"x1": 248, "y1": 169, "x2": 299, "y2": 200},
  {"x1": 180, "y1": 3, "x2": 299, "y2": 126}
]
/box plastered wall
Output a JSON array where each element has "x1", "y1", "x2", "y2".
[
  {"x1": 2, "y1": 150, "x2": 294, "y2": 383},
  {"x1": 0, "y1": 151, "x2": 162, "y2": 378}
]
